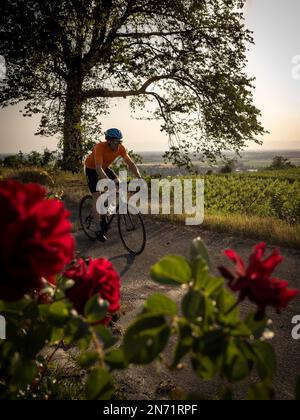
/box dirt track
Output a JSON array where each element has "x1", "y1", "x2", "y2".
[{"x1": 69, "y1": 203, "x2": 300, "y2": 400}]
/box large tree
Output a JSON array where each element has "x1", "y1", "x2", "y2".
[{"x1": 0, "y1": 0, "x2": 265, "y2": 171}]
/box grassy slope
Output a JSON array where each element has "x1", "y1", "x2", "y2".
[{"x1": 159, "y1": 212, "x2": 300, "y2": 249}]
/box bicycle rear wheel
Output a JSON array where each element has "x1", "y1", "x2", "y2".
[
  {"x1": 79, "y1": 195, "x2": 97, "y2": 240},
  {"x1": 118, "y1": 207, "x2": 146, "y2": 255}
]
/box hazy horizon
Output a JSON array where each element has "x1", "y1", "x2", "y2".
[
  {"x1": 2, "y1": 148, "x2": 300, "y2": 156},
  {"x1": 1, "y1": 0, "x2": 300, "y2": 154}
]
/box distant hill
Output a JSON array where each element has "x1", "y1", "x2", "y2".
[
  {"x1": 0, "y1": 153, "x2": 14, "y2": 159},
  {"x1": 137, "y1": 149, "x2": 300, "y2": 173}
]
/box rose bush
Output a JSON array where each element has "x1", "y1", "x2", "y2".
[
  {"x1": 64, "y1": 258, "x2": 121, "y2": 322},
  {"x1": 219, "y1": 243, "x2": 299, "y2": 317},
  {"x1": 0, "y1": 179, "x2": 74, "y2": 301}
]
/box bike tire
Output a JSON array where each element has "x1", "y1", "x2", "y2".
[
  {"x1": 117, "y1": 209, "x2": 146, "y2": 256},
  {"x1": 79, "y1": 195, "x2": 97, "y2": 241}
]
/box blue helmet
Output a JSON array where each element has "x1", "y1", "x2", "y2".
[{"x1": 105, "y1": 128, "x2": 123, "y2": 141}]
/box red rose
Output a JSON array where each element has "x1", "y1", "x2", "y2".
[
  {"x1": 0, "y1": 179, "x2": 74, "y2": 301},
  {"x1": 219, "y1": 242, "x2": 299, "y2": 316},
  {"x1": 64, "y1": 258, "x2": 121, "y2": 322}
]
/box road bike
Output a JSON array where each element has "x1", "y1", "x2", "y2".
[{"x1": 79, "y1": 190, "x2": 146, "y2": 256}]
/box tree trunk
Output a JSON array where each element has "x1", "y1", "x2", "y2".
[{"x1": 62, "y1": 75, "x2": 84, "y2": 172}]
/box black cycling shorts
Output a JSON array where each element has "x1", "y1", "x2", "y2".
[{"x1": 85, "y1": 167, "x2": 118, "y2": 193}]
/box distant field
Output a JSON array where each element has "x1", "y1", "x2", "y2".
[
  {"x1": 241, "y1": 158, "x2": 300, "y2": 168},
  {"x1": 138, "y1": 150, "x2": 300, "y2": 172}
]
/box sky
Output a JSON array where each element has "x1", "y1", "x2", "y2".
[{"x1": 0, "y1": 0, "x2": 300, "y2": 154}]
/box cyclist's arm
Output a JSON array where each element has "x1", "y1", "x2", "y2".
[
  {"x1": 95, "y1": 164, "x2": 108, "y2": 179},
  {"x1": 123, "y1": 155, "x2": 141, "y2": 178},
  {"x1": 94, "y1": 146, "x2": 109, "y2": 179}
]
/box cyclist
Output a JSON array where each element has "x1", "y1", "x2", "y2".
[{"x1": 84, "y1": 128, "x2": 141, "y2": 242}]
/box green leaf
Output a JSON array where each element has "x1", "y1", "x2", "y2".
[
  {"x1": 48, "y1": 301, "x2": 69, "y2": 326},
  {"x1": 182, "y1": 289, "x2": 204, "y2": 322},
  {"x1": 38, "y1": 304, "x2": 50, "y2": 318},
  {"x1": 85, "y1": 368, "x2": 114, "y2": 400},
  {"x1": 193, "y1": 260, "x2": 210, "y2": 289},
  {"x1": 93, "y1": 325, "x2": 117, "y2": 350},
  {"x1": 144, "y1": 294, "x2": 178, "y2": 316},
  {"x1": 123, "y1": 314, "x2": 170, "y2": 364},
  {"x1": 10, "y1": 353, "x2": 38, "y2": 390},
  {"x1": 0, "y1": 297, "x2": 31, "y2": 314},
  {"x1": 231, "y1": 323, "x2": 252, "y2": 338},
  {"x1": 23, "y1": 324, "x2": 52, "y2": 357},
  {"x1": 248, "y1": 380, "x2": 274, "y2": 400},
  {"x1": 223, "y1": 341, "x2": 251, "y2": 382},
  {"x1": 105, "y1": 348, "x2": 128, "y2": 370},
  {"x1": 77, "y1": 351, "x2": 100, "y2": 369},
  {"x1": 150, "y1": 255, "x2": 192, "y2": 286},
  {"x1": 217, "y1": 289, "x2": 239, "y2": 324},
  {"x1": 192, "y1": 354, "x2": 218, "y2": 380},
  {"x1": 190, "y1": 237, "x2": 211, "y2": 270},
  {"x1": 50, "y1": 327, "x2": 64, "y2": 345},
  {"x1": 192, "y1": 330, "x2": 226, "y2": 380},
  {"x1": 193, "y1": 269, "x2": 224, "y2": 298},
  {"x1": 173, "y1": 320, "x2": 194, "y2": 367},
  {"x1": 84, "y1": 295, "x2": 109, "y2": 323},
  {"x1": 63, "y1": 317, "x2": 90, "y2": 346},
  {"x1": 253, "y1": 341, "x2": 277, "y2": 380},
  {"x1": 201, "y1": 330, "x2": 227, "y2": 358},
  {"x1": 245, "y1": 313, "x2": 268, "y2": 338},
  {"x1": 205, "y1": 277, "x2": 224, "y2": 297}
]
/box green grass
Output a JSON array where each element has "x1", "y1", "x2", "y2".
[
  {"x1": 0, "y1": 166, "x2": 88, "y2": 202},
  {"x1": 158, "y1": 213, "x2": 300, "y2": 249}
]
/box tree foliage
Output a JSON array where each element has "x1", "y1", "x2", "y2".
[
  {"x1": 268, "y1": 156, "x2": 296, "y2": 171},
  {"x1": 0, "y1": 0, "x2": 265, "y2": 170}
]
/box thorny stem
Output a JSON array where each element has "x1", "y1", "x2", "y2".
[{"x1": 91, "y1": 329, "x2": 105, "y2": 369}]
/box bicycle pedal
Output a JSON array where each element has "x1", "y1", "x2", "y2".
[{"x1": 96, "y1": 231, "x2": 108, "y2": 242}]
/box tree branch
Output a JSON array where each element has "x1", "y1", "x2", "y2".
[
  {"x1": 83, "y1": 0, "x2": 137, "y2": 70},
  {"x1": 115, "y1": 30, "x2": 194, "y2": 39},
  {"x1": 83, "y1": 0, "x2": 113, "y2": 67},
  {"x1": 82, "y1": 74, "x2": 178, "y2": 99},
  {"x1": 52, "y1": 62, "x2": 68, "y2": 81}
]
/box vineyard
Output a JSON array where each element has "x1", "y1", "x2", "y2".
[{"x1": 201, "y1": 169, "x2": 300, "y2": 225}]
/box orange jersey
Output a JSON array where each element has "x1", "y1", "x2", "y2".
[{"x1": 85, "y1": 141, "x2": 128, "y2": 170}]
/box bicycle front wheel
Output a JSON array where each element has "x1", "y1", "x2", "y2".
[
  {"x1": 79, "y1": 195, "x2": 97, "y2": 240},
  {"x1": 118, "y1": 208, "x2": 146, "y2": 255}
]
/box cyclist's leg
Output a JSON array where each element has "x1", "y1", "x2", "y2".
[
  {"x1": 104, "y1": 167, "x2": 119, "y2": 184},
  {"x1": 85, "y1": 168, "x2": 107, "y2": 241},
  {"x1": 105, "y1": 167, "x2": 120, "y2": 203},
  {"x1": 85, "y1": 168, "x2": 99, "y2": 218},
  {"x1": 92, "y1": 192, "x2": 101, "y2": 223}
]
